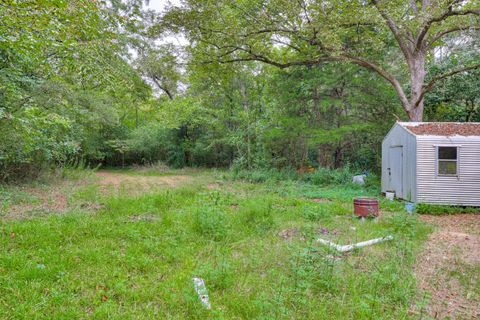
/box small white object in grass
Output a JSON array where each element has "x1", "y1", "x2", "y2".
[
  {"x1": 352, "y1": 175, "x2": 366, "y2": 185},
  {"x1": 317, "y1": 236, "x2": 393, "y2": 253},
  {"x1": 192, "y1": 277, "x2": 211, "y2": 309},
  {"x1": 385, "y1": 192, "x2": 395, "y2": 201}
]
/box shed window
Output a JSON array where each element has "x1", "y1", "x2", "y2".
[{"x1": 437, "y1": 146, "x2": 458, "y2": 175}]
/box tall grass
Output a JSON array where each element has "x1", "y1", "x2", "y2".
[
  {"x1": 230, "y1": 166, "x2": 379, "y2": 188},
  {"x1": 56, "y1": 159, "x2": 99, "y2": 180}
]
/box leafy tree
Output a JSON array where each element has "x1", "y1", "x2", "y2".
[
  {"x1": 163, "y1": 0, "x2": 480, "y2": 121},
  {"x1": 425, "y1": 68, "x2": 480, "y2": 121},
  {"x1": 0, "y1": 0, "x2": 152, "y2": 179},
  {"x1": 262, "y1": 63, "x2": 397, "y2": 169},
  {"x1": 135, "y1": 44, "x2": 182, "y2": 100}
]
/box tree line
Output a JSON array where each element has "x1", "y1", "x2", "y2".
[{"x1": 1, "y1": 0, "x2": 479, "y2": 181}]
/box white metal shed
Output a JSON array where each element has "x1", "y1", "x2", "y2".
[{"x1": 381, "y1": 122, "x2": 480, "y2": 206}]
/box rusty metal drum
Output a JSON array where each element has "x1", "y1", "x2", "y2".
[{"x1": 353, "y1": 198, "x2": 379, "y2": 217}]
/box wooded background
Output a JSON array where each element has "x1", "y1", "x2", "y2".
[{"x1": 1, "y1": 0, "x2": 479, "y2": 180}]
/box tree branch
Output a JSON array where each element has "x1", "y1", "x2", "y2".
[
  {"x1": 340, "y1": 54, "x2": 410, "y2": 109},
  {"x1": 416, "y1": 63, "x2": 480, "y2": 107},
  {"x1": 429, "y1": 25, "x2": 480, "y2": 45},
  {"x1": 371, "y1": 0, "x2": 412, "y2": 59},
  {"x1": 409, "y1": 0, "x2": 419, "y2": 15},
  {"x1": 151, "y1": 76, "x2": 174, "y2": 100},
  {"x1": 204, "y1": 46, "x2": 412, "y2": 111},
  {"x1": 416, "y1": 3, "x2": 479, "y2": 51}
]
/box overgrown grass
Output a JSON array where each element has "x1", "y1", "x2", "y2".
[
  {"x1": 0, "y1": 169, "x2": 431, "y2": 319},
  {"x1": 230, "y1": 166, "x2": 378, "y2": 188},
  {"x1": 0, "y1": 162, "x2": 97, "y2": 218}
]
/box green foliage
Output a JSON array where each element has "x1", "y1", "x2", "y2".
[
  {"x1": 57, "y1": 159, "x2": 97, "y2": 181},
  {"x1": 0, "y1": 0, "x2": 152, "y2": 180},
  {"x1": 135, "y1": 44, "x2": 181, "y2": 100},
  {"x1": 0, "y1": 107, "x2": 79, "y2": 181},
  {"x1": 2, "y1": 0, "x2": 479, "y2": 185},
  {"x1": 230, "y1": 165, "x2": 376, "y2": 190},
  {"x1": 163, "y1": 0, "x2": 480, "y2": 122},
  {"x1": 127, "y1": 125, "x2": 167, "y2": 162},
  {"x1": 302, "y1": 166, "x2": 354, "y2": 186},
  {"x1": 425, "y1": 52, "x2": 480, "y2": 122},
  {"x1": 416, "y1": 204, "x2": 479, "y2": 215},
  {"x1": 301, "y1": 203, "x2": 349, "y2": 221},
  {"x1": 231, "y1": 168, "x2": 297, "y2": 183}
]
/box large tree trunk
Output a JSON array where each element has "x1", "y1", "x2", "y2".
[
  {"x1": 408, "y1": 103, "x2": 424, "y2": 122},
  {"x1": 407, "y1": 52, "x2": 426, "y2": 122}
]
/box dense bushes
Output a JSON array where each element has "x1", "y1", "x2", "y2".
[
  {"x1": 126, "y1": 124, "x2": 181, "y2": 166},
  {"x1": 0, "y1": 108, "x2": 80, "y2": 181},
  {"x1": 302, "y1": 166, "x2": 355, "y2": 186},
  {"x1": 416, "y1": 203, "x2": 479, "y2": 215}
]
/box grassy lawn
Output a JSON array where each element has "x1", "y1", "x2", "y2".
[{"x1": 0, "y1": 169, "x2": 430, "y2": 319}]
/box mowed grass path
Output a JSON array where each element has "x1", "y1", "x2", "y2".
[{"x1": 0, "y1": 170, "x2": 430, "y2": 319}]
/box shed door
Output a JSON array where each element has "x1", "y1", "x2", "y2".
[{"x1": 388, "y1": 146, "x2": 403, "y2": 197}]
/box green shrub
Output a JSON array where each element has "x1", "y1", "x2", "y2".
[
  {"x1": 127, "y1": 124, "x2": 185, "y2": 168},
  {"x1": 0, "y1": 107, "x2": 80, "y2": 182},
  {"x1": 290, "y1": 247, "x2": 341, "y2": 295},
  {"x1": 302, "y1": 165, "x2": 356, "y2": 186},
  {"x1": 229, "y1": 165, "x2": 378, "y2": 189}
]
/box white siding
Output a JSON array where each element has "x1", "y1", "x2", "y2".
[
  {"x1": 416, "y1": 136, "x2": 480, "y2": 206},
  {"x1": 381, "y1": 123, "x2": 417, "y2": 201}
]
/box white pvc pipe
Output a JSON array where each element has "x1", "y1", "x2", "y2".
[{"x1": 317, "y1": 235, "x2": 393, "y2": 253}]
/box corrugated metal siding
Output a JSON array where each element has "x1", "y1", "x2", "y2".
[
  {"x1": 381, "y1": 123, "x2": 417, "y2": 201},
  {"x1": 416, "y1": 136, "x2": 480, "y2": 206}
]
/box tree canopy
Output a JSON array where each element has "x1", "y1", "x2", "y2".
[{"x1": 163, "y1": 0, "x2": 480, "y2": 121}]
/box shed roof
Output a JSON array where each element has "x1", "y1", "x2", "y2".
[{"x1": 399, "y1": 122, "x2": 480, "y2": 136}]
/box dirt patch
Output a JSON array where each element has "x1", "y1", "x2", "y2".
[
  {"x1": 207, "y1": 183, "x2": 219, "y2": 190},
  {"x1": 2, "y1": 171, "x2": 194, "y2": 219},
  {"x1": 412, "y1": 214, "x2": 480, "y2": 319},
  {"x1": 4, "y1": 180, "x2": 77, "y2": 219},
  {"x1": 420, "y1": 214, "x2": 480, "y2": 236},
  {"x1": 95, "y1": 171, "x2": 191, "y2": 193}
]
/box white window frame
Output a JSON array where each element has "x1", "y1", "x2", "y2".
[{"x1": 435, "y1": 145, "x2": 460, "y2": 178}]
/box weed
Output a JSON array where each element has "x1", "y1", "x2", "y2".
[
  {"x1": 301, "y1": 203, "x2": 348, "y2": 221},
  {"x1": 193, "y1": 207, "x2": 230, "y2": 241},
  {"x1": 239, "y1": 198, "x2": 275, "y2": 233}
]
